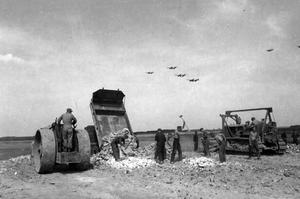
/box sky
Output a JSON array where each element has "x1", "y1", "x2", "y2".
[{"x1": 0, "y1": 0, "x2": 300, "y2": 137}]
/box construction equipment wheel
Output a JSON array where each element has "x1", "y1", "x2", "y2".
[
  {"x1": 32, "y1": 129, "x2": 56, "y2": 174},
  {"x1": 71, "y1": 129, "x2": 91, "y2": 171}
]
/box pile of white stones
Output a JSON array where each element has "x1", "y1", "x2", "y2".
[
  {"x1": 183, "y1": 157, "x2": 216, "y2": 168},
  {"x1": 105, "y1": 157, "x2": 156, "y2": 171}
]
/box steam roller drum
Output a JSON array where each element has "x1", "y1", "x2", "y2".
[
  {"x1": 32, "y1": 129, "x2": 56, "y2": 173},
  {"x1": 73, "y1": 129, "x2": 91, "y2": 170}
]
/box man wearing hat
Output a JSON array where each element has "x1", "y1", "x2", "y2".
[
  {"x1": 58, "y1": 108, "x2": 77, "y2": 152},
  {"x1": 155, "y1": 128, "x2": 166, "y2": 164}
]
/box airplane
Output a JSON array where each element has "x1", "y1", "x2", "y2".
[
  {"x1": 146, "y1": 72, "x2": 154, "y2": 74},
  {"x1": 188, "y1": 78, "x2": 199, "y2": 82},
  {"x1": 266, "y1": 49, "x2": 274, "y2": 52},
  {"x1": 175, "y1": 74, "x2": 186, "y2": 77},
  {"x1": 167, "y1": 66, "x2": 177, "y2": 70}
]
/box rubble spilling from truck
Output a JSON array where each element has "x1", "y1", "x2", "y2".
[{"x1": 90, "y1": 129, "x2": 222, "y2": 170}]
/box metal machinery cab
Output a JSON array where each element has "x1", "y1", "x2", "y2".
[
  {"x1": 32, "y1": 121, "x2": 91, "y2": 174},
  {"x1": 220, "y1": 107, "x2": 286, "y2": 154}
]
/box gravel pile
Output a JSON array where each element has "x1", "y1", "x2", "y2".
[
  {"x1": 105, "y1": 157, "x2": 156, "y2": 170},
  {"x1": 286, "y1": 144, "x2": 300, "y2": 153},
  {"x1": 8, "y1": 155, "x2": 31, "y2": 163},
  {"x1": 183, "y1": 157, "x2": 216, "y2": 168}
]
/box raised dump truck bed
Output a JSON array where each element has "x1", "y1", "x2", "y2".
[{"x1": 89, "y1": 89, "x2": 133, "y2": 152}]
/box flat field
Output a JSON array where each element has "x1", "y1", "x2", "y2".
[
  {"x1": 0, "y1": 140, "x2": 32, "y2": 160},
  {"x1": 0, "y1": 151, "x2": 299, "y2": 199}
]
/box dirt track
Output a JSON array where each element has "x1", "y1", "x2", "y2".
[{"x1": 0, "y1": 151, "x2": 299, "y2": 199}]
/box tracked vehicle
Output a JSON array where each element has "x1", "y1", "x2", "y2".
[
  {"x1": 32, "y1": 88, "x2": 133, "y2": 173},
  {"x1": 220, "y1": 107, "x2": 286, "y2": 154}
]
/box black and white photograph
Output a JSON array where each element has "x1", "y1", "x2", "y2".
[{"x1": 0, "y1": 0, "x2": 299, "y2": 198}]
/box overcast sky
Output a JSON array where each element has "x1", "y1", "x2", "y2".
[{"x1": 0, "y1": 0, "x2": 300, "y2": 137}]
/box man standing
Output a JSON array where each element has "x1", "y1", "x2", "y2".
[
  {"x1": 248, "y1": 126, "x2": 261, "y2": 159},
  {"x1": 215, "y1": 133, "x2": 226, "y2": 163},
  {"x1": 170, "y1": 126, "x2": 182, "y2": 164},
  {"x1": 58, "y1": 108, "x2": 77, "y2": 152},
  {"x1": 193, "y1": 131, "x2": 199, "y2": 151},
  {"x1": 251, "y1": 117, "x2": 262, "y2": 138},
  {"x1": 200, "y1": 128, "x2": 210, "y2": 157},
  {"x1": 155, "y1": 128, "x2": 166, "y2": 164},
  {"x1": 292, "y1": 131, "x2": 298, "y2": 145}
]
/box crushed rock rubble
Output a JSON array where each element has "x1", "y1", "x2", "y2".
[
  {"x1": 286, "y1": 144, "x2": 300, "y2": 153},
  {"x1": 183, "y1": 157, "x2": 217, "y2": 168},
  {"x1": 8, "y1": 155, "x2": 31, "y2": 163},
  {"x1": 90, "y1": 143, "x2": 158, "y2": 170},
  {"x1": 105, "y1": 157, "x2": 156, "y2": 170}
]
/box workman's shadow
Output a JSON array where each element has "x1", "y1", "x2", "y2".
[
  {"x1": 226, "y1": 150, "x2": 281, "y2": 157},
  {"x1": 49, "y1": 163, "x2": 93, "y2": 174}
]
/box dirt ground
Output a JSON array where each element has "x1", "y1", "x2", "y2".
[{"x1": 0, "y1": 150, "x2": 299, "y2": 199}]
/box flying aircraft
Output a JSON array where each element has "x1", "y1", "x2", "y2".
[
  {"x1": 167, "y1": 66, "x2": 177, "y2": 70},
  {"x1": 266, "y1": 49, "x2": 274, "y2": 52},
  {"x1": 146, "y1": 72, "x2": 154, "y2": 74},
  {"x1": 176, "y1": 74, "x2": 186, "y2": 77},
  {"x1": 188, "y1": 78, "x2": 199, "y2": 82}
]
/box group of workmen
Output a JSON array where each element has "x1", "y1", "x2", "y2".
[
  {"x1": 154, "y1": 127, "x2": 184, "y2": 164},
  {"x1": 154, "y1": 126, "x2": 227, "y2": 164},
  {"x1": 57, "y1": 108, "x2": 262, "y2": 162}
]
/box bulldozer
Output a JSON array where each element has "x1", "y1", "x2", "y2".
[
  {"x1": 32, "y1": 88, "x2": 133, "y2": 173},
  {"x1": 220, "y1": 107, "x2": 286, "y2": 154}
]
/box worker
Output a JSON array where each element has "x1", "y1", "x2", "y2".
[
  {"x1": 248, "y1": 126, "x2": 261, "y2": 159},
  {"x1": 281, "y1": 132, "x2": 287, "y2": 144},
  {"x1": 292, "y1": 131, "x2": 298, "y2": 145},
  {"x1": 236, "y1": 116, "x2": 241, "y2": 125},
  {"x1": 155, "y1": 128, "x2": 166, "y2": 164},
  {"x1": 200, "y1": 128, "x2": 210, "y2": 157},
  {"x1": 111, "y1": 134, "x2": 128, "y2": 161},
  {"x1": 170, "y1": 126, "x2": 182, "y2": 163},
  {"x1": 57, "y1": 108, "x2": 77, "y2": 152},
  {"x1": 166, "y1": 132, "x2": 173, "y2": 160},
  {"x1": 215, "y1": 133, "x2": 226, "y2": 163},
  {"x1": 193, "y1": 131, "x2": 199, "y2": 151}
]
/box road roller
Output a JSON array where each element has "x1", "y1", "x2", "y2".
[
  {"x1": 32, "y1": 122, "x2": 91, "y2": 174},
  {"x1": 32, "y1": 88, "x2": 133, "y2": 173}
]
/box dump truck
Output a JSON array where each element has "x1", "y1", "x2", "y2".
[
  {"x1": 220, "y1": 107, "x2": 286, "y2": 154},
  {"x1": 32, "y1": 88, "x2": 133, "y2": 173}
]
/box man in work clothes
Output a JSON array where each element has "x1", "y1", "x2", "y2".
[
  {"x1": 193, "y1": 131, "x2": 199, "y2": 151},
  {"x1": 58, "y1": 108, "x2": 77, "y2": 152},
  {"x1": 248, "y1": 126, "x2": 261, "y2": 159},
  {"x1": 170, "y1": 126, "x2": 182, "y2": 163},
  {"x1": 200, "y1": 128, "x2": 210, "y2": 157},
  {"x1": 215, "y1": 133, "x2": 226, "y2": 162},
  {"x1": 111, "y1": 134, "x2": 128, "y2": 161},
  {"x1": 251, "y1": 117, "x2": 262, "y2": 138},
  {"x1": 155, "y1": 128, "x2": 166, "y2": 164}
]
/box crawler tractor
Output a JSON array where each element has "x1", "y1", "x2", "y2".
[{"x1": 220, "y1": 107, "x2": 286, "y2": 154}]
